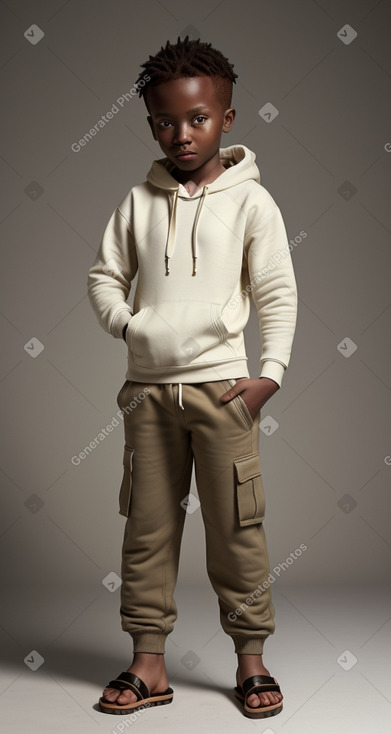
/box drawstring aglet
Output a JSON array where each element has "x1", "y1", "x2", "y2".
[
  {"x1": 192, "y1": 256, "x2": 197, "y2": 276},
  {"x1": 165, "y1": 256, "x2": 170, "y2": 275}
]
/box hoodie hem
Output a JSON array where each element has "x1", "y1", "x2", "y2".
[{"x1": 125, "y1": 358, "x2": 250, "y2": 384}]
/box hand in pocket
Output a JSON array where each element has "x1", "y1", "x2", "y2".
[{"x1": 220, "y1": 377, "x2": 279, "y2": 420}]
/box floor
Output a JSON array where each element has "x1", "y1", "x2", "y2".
[{"x1": 1, "y1": 582, "x2": 390, "y2": 733}]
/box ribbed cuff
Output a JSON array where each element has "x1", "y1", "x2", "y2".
[
  {"x1": 259, "y1": 360, "x2": 285, "y2": 387},
  {"x1": 232, "y1": 635, "x2": 268, "y2": 655},
  {"x1": 130, "y1": 632, "x2": 168, "y2": 654}
]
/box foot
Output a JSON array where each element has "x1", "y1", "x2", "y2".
[
  {"x1": 102, "y1": 653, "x2": 169, "y2": 706},
  {"x1": 236, "y1": 654, "x2": 283, "y2": 710}
]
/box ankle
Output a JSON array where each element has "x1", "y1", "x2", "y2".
[
  {"x1": 130, "y1": 652, "x2": 166, "y2": 670},
  {"x1": 237, "y1": 653, "x2": 264, "y2": 665}
]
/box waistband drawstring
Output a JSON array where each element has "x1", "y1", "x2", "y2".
[
  {"x1": 158, "y1": 382, "x2": 185, "y2": 410},
  {"x1": 178, "y1": 382, "x2": 184, "y2": 410}
]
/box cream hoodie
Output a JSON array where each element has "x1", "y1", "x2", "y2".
[{"x1": 87, "y1": 144, "x2": 298, "y2": 387}]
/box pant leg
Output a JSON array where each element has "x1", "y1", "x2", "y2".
[
  {"x1": 116, "y1": 380, "x2": 193, "y2": 654},
  {"x1": 182, "y1": 380, "x2": 275, "y2": 656}
]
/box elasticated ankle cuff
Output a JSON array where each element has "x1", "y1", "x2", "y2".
[
  {"x1": 130, "y1": 632, "x2": 168, "y2": 654},
  {"x1": 232, "y1": 635, "x2": 267, "y2": 655}
]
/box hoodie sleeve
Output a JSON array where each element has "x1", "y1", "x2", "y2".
[
  {"x1": 244, "y1": 202, "x2": 298, "y2": 387},
  {"x1": 87, "y1": 205, "x2": 138, "y2": 339}
]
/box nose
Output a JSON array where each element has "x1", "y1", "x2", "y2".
[{"x1": 172, "y1": 123, "x2": 191, "y2": 145}]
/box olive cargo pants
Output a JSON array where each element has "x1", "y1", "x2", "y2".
[{"x1": 116, "y1": 378, "x2": 276, "y2": 656}]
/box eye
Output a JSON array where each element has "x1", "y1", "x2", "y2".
[{"x1": 157, "y1": 116, "x2": 207, "y2": 129}]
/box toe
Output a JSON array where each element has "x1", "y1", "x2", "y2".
[
  {"x1": 263, "y1": 692, "x2": 282, "y2": 705},
  {"x1": 247, "y1": 691, "x2": 283, "y2": 709},
  {"x1": 102, "y1": 686, "x2": 138, "y2": 705},
  {"x1": 263, "y1": 692, "x2": 276, "y2": 704},
  {"x1": 102, "y1": 687, "x2": 119, "y2": 701},
  {"x1": 247, "y1": 693, "x2": 261, "y2": 708},
  {"x1": 116, "y1": 690, "x2": 138, "y2": 705}
]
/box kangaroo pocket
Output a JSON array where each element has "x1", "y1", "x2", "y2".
[{"x1": 126, "y1": 300, "x2": 233, "y2": 368}]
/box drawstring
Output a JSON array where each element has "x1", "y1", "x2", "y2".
[
  {"x1": 178, "y1": 382, "x2": 184, "y2": 410},
  {"x1": 191, "y1": 185, "x2": 208, "y2": 275},
  {"x1": 165, "y1": 185, "x2": 209, "y2": 276},
  {"x1": 164, "y1": 188, "x2": 179, "y2": 276},
  {"x1": 159, "y1": 382, "x2": 185, "y2": 410}
]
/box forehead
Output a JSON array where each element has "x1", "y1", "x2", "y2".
[{"x1": 146, "y1": 76, "x2": 219, "y2": 114}]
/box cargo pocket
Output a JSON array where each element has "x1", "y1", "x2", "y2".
[
  {"x1": 119, "y1": 444, "x2": 134, "y2": 517},
  {"x1": 233, "y1": 451, "x2": 265, "y2": 526}
]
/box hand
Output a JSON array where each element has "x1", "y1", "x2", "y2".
[{"x1": 219, "y1": 377, "x2": 280, "y2": 421}]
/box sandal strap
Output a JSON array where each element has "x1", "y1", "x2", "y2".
[
  {"x1": 107, "y1": 671, "x2": 149, "y2": 701},
  {"x1": 242, "y1": 674, "x2": 281, "y2": 697}
]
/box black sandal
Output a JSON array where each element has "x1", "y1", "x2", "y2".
[
  {"x1": 99, "y1": 671, "x2": 174, "y2": 715},
  {"x1": 234, "y1": 674, "x2": 283, "y2": 718}
]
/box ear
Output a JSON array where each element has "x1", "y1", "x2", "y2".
[
  {"x1": 147, "y1": 115, "x2": 157, "y2": 141},
  {"x1": 222, "y1": 107, "x2": 236, "y2": 134}
]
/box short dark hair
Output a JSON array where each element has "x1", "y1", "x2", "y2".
[{"x1": 135, "y1": 35, "x2": 238, "y2": 112}]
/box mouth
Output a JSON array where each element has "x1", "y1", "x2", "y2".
[{"x1": 176, "y1": 152, "x2": 197, "y2": 161}]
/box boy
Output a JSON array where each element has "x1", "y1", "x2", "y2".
[{"x1": 88, "y1": 35, "x2": 297, "y2": 719}]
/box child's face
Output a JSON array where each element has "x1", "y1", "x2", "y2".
[{"x1": 146, "y1": 75, "x2": 235, "y2": 177}]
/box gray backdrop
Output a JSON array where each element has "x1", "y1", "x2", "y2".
[{"x1": 1, "y1": 0, "x2": 390, "y2": 721}]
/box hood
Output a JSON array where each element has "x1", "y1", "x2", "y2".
[{"x1": 145, "y1": 144, "x2": 260, "y2": 276}]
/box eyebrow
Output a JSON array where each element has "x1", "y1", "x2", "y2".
[{"x1": 154, "y1": 106, "x2": 210, "y2": 118}]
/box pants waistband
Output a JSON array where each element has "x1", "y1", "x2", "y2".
[{"x1": 158, "y1": 379, "x2": 238, "y2": 412}]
